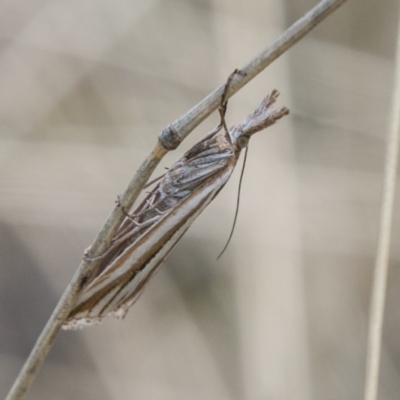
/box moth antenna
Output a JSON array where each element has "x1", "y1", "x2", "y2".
[{"x1": 217, "y1": 145, "x2": 249, "y2": 259}]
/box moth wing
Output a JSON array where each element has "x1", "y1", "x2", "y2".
[{"x1": 63, "y1": 131, "x2": 236, "y2": 329}]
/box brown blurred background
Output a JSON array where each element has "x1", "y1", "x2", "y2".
[{"x1": 1, "y1": 0, "x2": 400, "y2": 399}]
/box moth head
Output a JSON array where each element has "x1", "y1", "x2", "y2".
[{"x1": 228, "y1": 90, "x2": 289, "y2": 151}]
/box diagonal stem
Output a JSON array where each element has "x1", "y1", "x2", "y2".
[{"x1": 5, "y1": 1, "x2": 348, "y2": 399}]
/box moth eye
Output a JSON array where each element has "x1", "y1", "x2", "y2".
[{"x1": 237, "y1": 135, "x2": 249, "y2": 149}]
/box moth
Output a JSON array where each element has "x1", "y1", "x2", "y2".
[{"x1": 63, "y1": 89, "x2": 289, "y2": 329}]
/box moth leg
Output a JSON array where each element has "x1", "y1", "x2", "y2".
[
  {"x1": 183, "y1": 69, "x2": 243, "y2": 149},
  {"x1": 82, "y1": 225, "x2": 140, "y2": 263},
  {"x1": 142, "y1": 202, "x2": 166, "y2": 215},
  {"x1": 83, "y1": 247, "x2": 114, "y2": 262},
  {"x1": 145, "y1": 196, "x2": 156, "y2": 208},
  {"x1": 190, "y1": 123, "x2": 223, "y2": 145},
  {"x1": 219, "y1": 69, "x2": 247, "y2": 137},
  {"x1": 143, "y1": 196, "x2": 169, "y2": 216},
  {"x1": 115, "y1": 195, "x2": 144, "y2": 223},
  {"x1": 220, "y1": 69, "x2": 245, "y2": 114},
  {"x1": 116, "y1": 215, "x2": 158, "y2": 242}
]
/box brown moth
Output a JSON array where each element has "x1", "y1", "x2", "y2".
[{"x1": 63, "y1": 90, "x2": 289, "y2": 329}]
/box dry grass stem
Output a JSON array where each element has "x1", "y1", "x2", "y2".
[{"x1": 363, "y1": 7, "x2": 400, "y2": 400}]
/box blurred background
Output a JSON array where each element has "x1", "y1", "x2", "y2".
[{"x1": 1, "y1": 0, "x2": 400, "y2": 399}]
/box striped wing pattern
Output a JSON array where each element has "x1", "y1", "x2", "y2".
[
  {"x1": 64, "y1": 130, "x2": 237, "y2": 329},
  {"x1": 63, "y1": 90, "x2": 288, "y2": 329}
]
